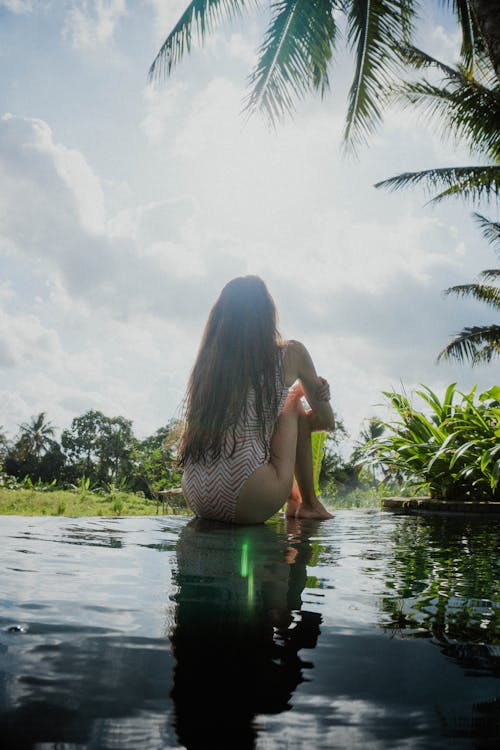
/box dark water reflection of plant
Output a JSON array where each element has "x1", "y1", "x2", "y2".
[{"x1": 381, "y1": 516, "x2": 500, "y2": 653}]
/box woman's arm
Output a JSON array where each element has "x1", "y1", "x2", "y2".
[{"x1": 285, "y1": 340, "x2": 335, "y2": 432}]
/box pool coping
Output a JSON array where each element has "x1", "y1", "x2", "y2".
[{"x1": 381, "y1": 496, "x2": 500, "y2": 516}]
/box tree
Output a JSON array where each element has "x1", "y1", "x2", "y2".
[
  {"x1": 130, "y1": 421, "x2": 183, "y2": 498},
  {"x1": 61, "y1": 410, "x2": 136, "y2": 485},
  {"x1": 372, "y1": 45, "x2": 499, "y2": 364},
  {"x1": 61, "y1": 410, "x2": 106, "y2": 480},
  {"x1": 149, "y1": 1, "x2": 498, "y2": 154},
  {"x1": 375, "y1": 46, "x2": 500, "y2": 204},
  {"x1": 437, "y1": 213, "x2": 500, "y2": 364},
  {"x1": 472, "y1": 0, "x2": 500, "y2": 81},
  {"x1": 0, "y1": 426, "x2": 8, "y2": 461},
  {"x1": 97, "y1": 416, "x2": 135, "y2": 485},
  {"x1": 18, "y1": 412, "x2": 55, "y2": 459}
]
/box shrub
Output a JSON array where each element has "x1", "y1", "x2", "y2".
[{"x1": 361, "y1": 384, "x2": 500, "y2": 501}]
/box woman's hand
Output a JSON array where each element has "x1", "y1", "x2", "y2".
[{"x1": 315, "y1": 377, "x2": 330, "y2": 402}]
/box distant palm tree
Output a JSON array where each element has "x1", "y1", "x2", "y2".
[
  {"x1": 19, "y1": 412, "x2": 55, "y2": 458},
  {"x1": 149, "y1": 1, "x2": 493, "y2": 154},
  {"x1": 351, "y1": 417, "x2": 385, "y2": 466},
  {"x1": 437, "y1": 213, "x2": 500, "y2": 364}
]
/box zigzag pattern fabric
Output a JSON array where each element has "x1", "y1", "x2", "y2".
[{"x1": 183, "y1": 355, "x2": 290, "y2": 523}]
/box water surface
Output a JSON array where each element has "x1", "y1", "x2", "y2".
[{"x1": 1, "y1": 510, "x2": 499, "y2": 749}]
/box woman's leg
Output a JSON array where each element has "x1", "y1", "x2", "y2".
[
  {"x1": 235, "y1": 390, "x2": 333, "y2": 524},
  {"x1": 287, "y1": 406, "x2": 333, "y2": 520}
]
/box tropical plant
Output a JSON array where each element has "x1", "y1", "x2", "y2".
[
  {"x1": 18, "y1": 412, "x2": 55, "y2": 458},
  {"x1": 374, "y1": 46, "x2": 499, "y2": 362},
  {"x1": 361, "y1": 383, "x2": 500, "y2": 501},
  {"x1": 375, "y1": 46, "x2": 500, "y2": 204},
  {"x1": 437, "y1": 212, "x2": 500, "y2": 364},
  {"x1": 149, "y1": 1, "x2": 497, "y2": 154}
]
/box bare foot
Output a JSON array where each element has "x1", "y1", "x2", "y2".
[{"x1": 295, "y1": 498, "x2": 334, "y2": 520}]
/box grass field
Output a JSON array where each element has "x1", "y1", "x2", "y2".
[{"x1": 0, "y1": 488, "x2": 190, "y2": 517}]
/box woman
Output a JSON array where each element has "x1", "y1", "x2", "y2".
[{"x1": 179, "y1": 275, "x2": 335, "y2": 524}]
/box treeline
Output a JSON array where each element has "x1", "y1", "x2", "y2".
[
  {"x1": 0, "y1": 410, "x2": 182, "y2": 499},
  {"x1": 0, "y1": 408, "x2": 388, "y2": 501}
]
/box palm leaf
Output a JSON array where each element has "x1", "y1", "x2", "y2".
[
  {"x1": 473, "y1": 212, "x2": 500, "y2": 249},
  {"x1": 343, "y1": 0, "x2": 417, "y2": 154},
  {"x1": 437, "y1": 325, "x2": 500, "y2": 364},
  {"x1": 438, "y1": 1, "x2": 488, "y2": 74},
  {"x1": 443, "y1": 283, "x2": 500, "y2": 309},
  {"x1": 391, "y1": 46, "x2": 500, "y2": 160},
  {"x1": 479, "y1": 269, "x2": 500, "y2": 282},
  {"x1": 375, "y1": 165, "x2": 500, "y2": 204},
  {"x1": 244, "y1": 0, "x2": 338, "y2": 126},
  {"x1": 149, "y1": 0, "x2": 256, "y2": 81}
]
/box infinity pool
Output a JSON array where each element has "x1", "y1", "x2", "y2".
[{"x1": 1, "y1": 510, "x2": 499, "y2": 749}]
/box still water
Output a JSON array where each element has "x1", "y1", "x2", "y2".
[{"x1": 0, "y1": 510, "x2": 499, "y2": 749}]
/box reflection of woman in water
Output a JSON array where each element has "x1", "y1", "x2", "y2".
[
  {"x1": 179, "y1": 275, "x2": 335, "y2": 524},
  {"x1": 169, "y1": 517, "x2": 323, "y2": 749}
]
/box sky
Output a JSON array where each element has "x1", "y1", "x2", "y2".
[{"x1": 0, "y1": 0, "x2": 498, "y2": 453}]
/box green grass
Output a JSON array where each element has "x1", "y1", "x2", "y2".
[{"x1": 0, "y1": 488, "x2": 191, "y2": 517}]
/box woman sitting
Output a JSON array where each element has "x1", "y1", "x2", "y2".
[{"x1": 178, "y1": 275, "x2": 335, "y2": 524}]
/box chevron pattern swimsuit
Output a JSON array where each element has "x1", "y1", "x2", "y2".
[{"x1": 182, "y1": 359, "x2": 290, "y2": 524}]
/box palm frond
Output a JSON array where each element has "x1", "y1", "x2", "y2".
[
  {"x1": 437, "y1": 325, "x2": 500, "y2": 365},
  {"x1": 473, "y1": 212, "x2": 500, "y2": 249},
  {"x1": 479, "y1": 269, "x2": 500, "y2": 282},
  {"x1": 392, "y1": 48, "x2": 500, "y2": 160},
  {"x1": 438, "y1": 0, "x2": 488, "y2": 74},
  {"x1": 244, "y1": 0, "x2": 338, "y2": 126},
  {"x1": 397, "y1": 44, "x2": 459, "y2": 77},
  {"x1": 149, "y1": 0, "x2": 256, "y2": 81},
  {"x1": 375, "y1": 165, "x2": 500, "y2": 204},
  {"x1": 343, "y1": 0, "x2": 417, "y2": 154},
  {"x1": 444, "y1": 283, "x2": 500, "y2": 309}
]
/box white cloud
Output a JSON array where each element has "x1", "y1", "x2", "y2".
[
  {"x1": 0, "y1": 0, "x2": 33, "y2": 12},
  {"x1": 145, "y1": 0, "x2": 186, "y2": 47},
  {"x1": 140, "y1": 82, "x2": 188, "y2": 143},
  {"x1": 64, "y1": 0, "x2": 127, "y2": 51},
  {"x1": 0, "y1": 308, "x2": 62, "y2": 369}
]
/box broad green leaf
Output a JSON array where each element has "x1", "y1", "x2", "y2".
[{"x1": 311, "y1": 430, "x2": 327, "y2": 496}]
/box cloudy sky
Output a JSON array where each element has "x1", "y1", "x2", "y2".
[{"x1": 0, "y1": 0, "x2": 497, "y2": 452}]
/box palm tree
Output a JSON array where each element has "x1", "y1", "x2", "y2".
[
  {"x1": 149, "y1": 1, "x2": 494, "y2": 154},
  {"x1": 374, "y1": 46, "x2": 500, "y2": 204},
  {"x1": 19, "y1": 412, "x2": 55, "y2": 458},
  {"x1": 437, "y1": 213, "x2": 500, "y2": 364},
  {"x1": 373, "y1": 48, "x2": 499, "y2": 364},
  {"x1": 472, "y1": 0, "x2": 500, "y2": 81}
]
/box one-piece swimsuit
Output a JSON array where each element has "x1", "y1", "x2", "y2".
[{"x1": 182, "y1": 351, "x2": 290, "y2": 523}]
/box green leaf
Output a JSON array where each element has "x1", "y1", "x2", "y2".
[
  {"x1": 343, "y1": 0, "x2": 417, "y2": 154},
  {"x1": 311, "y1": 430, "x2": 327, "y2": 496},
  {"x1": 149, "y1": 0, "x2": 256, "y2": 81},
  {"x1": 375, "y1": 165, "x2": 500, "y2": 205},
  {"x1": 244, "y1": 0, "x2": 338, "y2": 126}
]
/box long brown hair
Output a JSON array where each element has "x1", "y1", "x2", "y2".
[{"x1": 178, "y1": 276, "x2": 283, "y2": 465}]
